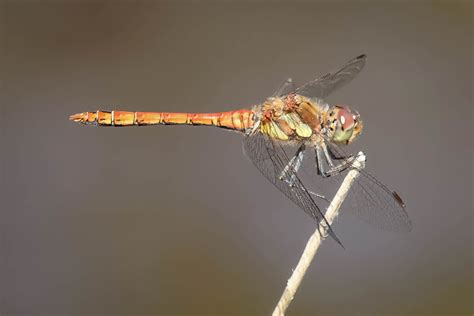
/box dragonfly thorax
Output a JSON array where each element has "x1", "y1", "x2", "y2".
[
  {"x1": 256, "y1": 94, "x2": 325, "y2": 142},
  {"x1": 255, "y1": 94, "x2": 362, "y2": 146}
]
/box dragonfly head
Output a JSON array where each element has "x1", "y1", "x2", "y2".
[{"x1": 325, "y1": 105, "x2": 363, "y2": 145}]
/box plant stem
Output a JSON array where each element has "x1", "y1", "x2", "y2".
[{"x1": 272, "y1": 152, "x2": 366, "y2": 316}]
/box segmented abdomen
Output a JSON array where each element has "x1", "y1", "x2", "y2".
[{"x1": 69, "y1": 109, "x2": 255, "y2": 131}]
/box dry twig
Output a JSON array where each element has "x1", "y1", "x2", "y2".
[{"x1": 272, "y1": 152, "x2": 366, "y2": 316}]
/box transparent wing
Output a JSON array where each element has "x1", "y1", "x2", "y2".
[
  {"x1": 272, "y1": 78, "x2": 296, "y2": 97},
  {"x1": 242, "y1": 132, "x2": 343, "y2": 246},
  {"x1": 295, "y1": 54, "x2": 367, "y2": 99},
  {"x1": 348, "y1": 171, "x2": 412, "y2": 231},
  {"x1": 323, "y1": 141, "x2": 413, "y2": 232}
]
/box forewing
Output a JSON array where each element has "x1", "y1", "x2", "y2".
[
  {"x1": 295, "y1": 54, "x2": 367, "y2": 99},
  {"x1": 348, "y1": 171, "x2": 412, "y2": 232},
  {"x1": 325, "y1": 141, "x2": 413, "y2": 232},
  {"x1": 242, "y1": 132, "x2": 343, "y2": 246},
  {"x1": 272, "y1": 78, "x2": 297, "y2": 97}
]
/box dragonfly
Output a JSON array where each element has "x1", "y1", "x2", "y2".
[{"x1": 70, "y1": 54, "x2": 412, "y2": 246}]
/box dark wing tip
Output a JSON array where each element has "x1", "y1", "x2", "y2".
[
  {"x1": 356, "y1": 54, "x2": 367, "y2": 60},
  {"x1": 392, "y1": 191, "x2": 413, "y2": 232},
  {"x1": 392, "y1": 191, "x2": 406, "y2": 208}
]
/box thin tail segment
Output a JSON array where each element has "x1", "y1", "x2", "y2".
[{"x1": 69, "y1": 109, "x2": 255, "y2": 131}]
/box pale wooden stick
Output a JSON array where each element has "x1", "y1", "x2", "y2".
[{"x1": 272, "y1": 152, "x2": 366, "y2": 316}]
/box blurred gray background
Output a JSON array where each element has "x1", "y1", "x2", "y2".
[{"x1": 1, "y1": 1, "x2": 472, "y2": 315}]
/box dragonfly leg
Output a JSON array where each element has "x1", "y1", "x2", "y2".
[
  {"x1": 279, "y1": 144, "x2": 305, "y2": 187},
  {"x1": 245, "y1": 119, "x2": 261, "y2": 136},
  {"x1": 308, "y1": 191, "x2": 330, "y2": 203},
  {"x1": 316, "y1": 144, "x2": 356, "y2": 178},
  {"x1": 326, "y1": 144, "x2": 348, "y2": 161},
  {"x1": 279, "y1": 145, "x2": 330, "y2": 202},
  {"x1": 315, "y1": 145, "x2": 327, "y2": 177},
  {"x1": 324, "y1": 144, "x2": 356, "y2": 164}
]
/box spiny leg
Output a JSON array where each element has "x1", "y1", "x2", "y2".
[
  {"x1": 279, "y1": 144, "x2": 305, "y2": 187},
  {"x1": 315, "y1": 145, "x2": 327, "y2": 177},
  {"x1": 308, "y1": 190, "x2": 330, "y2": 203},
  {"x1": 323, "y1": 143, "x2": 357, "y2": 174},
  {"x1": 316, "y1": 143, "x2": 356, "y2": 178},
  {"x1": 279, "y1": 144, "x2": 329, "y2": 202},
  {"x1": 326, "y1": 143, "x2": 348, "y2": 161},
  {"x1": 245, "y1": 119, "x2": 260, "y2": 136}
]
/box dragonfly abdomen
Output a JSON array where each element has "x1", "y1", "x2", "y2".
[{"x1": 69, "y1": 109, "x2": 255, "y2": 131}]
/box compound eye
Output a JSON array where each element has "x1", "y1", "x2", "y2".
[{"x1": 338, "y1": 108, "x2": 355, "y2": 131}]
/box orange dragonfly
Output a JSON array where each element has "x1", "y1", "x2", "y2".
[{"x1": 70, "y1": 55, "x2": 412, "y2": 246}]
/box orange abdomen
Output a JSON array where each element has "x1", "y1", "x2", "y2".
[{"x1": 69, "y1": 109, "x2": 255, "y2": 131}]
